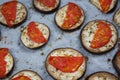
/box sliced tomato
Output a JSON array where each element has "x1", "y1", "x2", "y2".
[
  {"x1": 0, "y1": 48, "x2": 8, "y2": 78},
  {"x1": 62, "y1": 2, "x2": 82, "y2": 29},
  {"x1": 12, "y1": 76, "x2": 31, "y2": 80},
  {"x1": 27, "y1": 22, "x2": 47, "y2": 44},
  {"x1": 1, "y1": 1, "x2": 17, "y2": 27},
  {"x1": 90, "y1": 21, "x2": 112, "y2": 48},
  {"x1": 48, "y1": 56, "x2": 84, "y2": 72},
  {"x1": 99, "y1": 0, "x2": 112, "y2": 12},
  {"x1": 38, "y1": 0, "x2": 56, "y2": 7}
]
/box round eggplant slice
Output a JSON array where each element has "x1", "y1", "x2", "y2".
[
  {"x1": 55, "y1": 2, "x2": 85, "y2": 31},
  {"x1": 86, "y1": 71, "x2": 119, "y2": 80},
  {"x1": 10, "y1": 70, "x2": 42, "y2": 80},
  {"x1": 46, "y1": 48, "x2": 86, "y2": 80},
  {"x1": 89, "y1": 0, "x2": 117, "y2": 13},
  {"x1": 0, "y1": 1, "x2": 27, "y2": 28},
  {"x1": 0, "y1": 48, "x2": 14, "y2": 79},
  {"x1": 81, "y1": 20, "x2": 118, "y2": 54},
  {"x1": 114, "y1": 8, "x2": 120, "y2": 27},
  {"x1": 21, "y1": 21, "x2": 50, "y2": 49},
  {"x1": 113, "y1": 51, "x2": 120, "y2": 75},
  {"x1": 33, "y1": 0, "x2": 60, "y2": 13}
]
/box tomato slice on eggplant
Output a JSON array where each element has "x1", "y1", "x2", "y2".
[
  {"x1": 48, "y1": 56, "x2": 84, "y2": 72},
  {"x1": 90, "y1": 21, "x2": 112, "y2": 48},
  {"x1": 62, "y1": 2, "x2": 82, "y2": 29},
  {"x1": 27, "y1": 22, "x2": 47, "y2": 44},
  {"x1": 99, "y1": 0, "x2": 112, "y2": 12},
  {"x1": 38, "y1": 0, "x2": 56, "y2": 7},
  {"x1": 1, "y1": 1, "x2": 17, "y2": 27},
  {"x1": 0, "y1": 48, "x2": 8, "y2": 78}
]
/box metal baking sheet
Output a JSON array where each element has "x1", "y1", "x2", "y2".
[{"x1": 0, "y1": 0, "x2": 120, "y2": 80}]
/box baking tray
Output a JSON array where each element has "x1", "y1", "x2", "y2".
[{"x1": 0, "y1": 0, "x2": 120, "y2": 80}]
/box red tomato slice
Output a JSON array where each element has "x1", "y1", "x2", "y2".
[
  {"x1": 0, "y1": 48, "x2": 8, "y2": 78},
  {"x1": 90, "y1": 21, "x2": 112, "y2": 48},
  {"x1": 38, "y1": 0, "x2": 56, "y2": 7},
  {"x1": 1, "y1": 1, "x2": 17, "y2": 27},
  {"x1": 27, "y1": 22, "x2": 47, "y2": 44},
  {"x1": 12, "y1": 76, "x2": 31, "y2": 80},
  {"x1": 62, "y1": 2, "x2": 82, "y2": 29},
  {"x1": 99, "y1": 0, "x2": 112, "y2": 12},
  {"x1": 48, "y1": 56, "x2": 84, "y2": 72}
]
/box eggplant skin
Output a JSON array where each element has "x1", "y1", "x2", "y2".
[
  {"x1": 33, "y1": 0, "x2": 60, "y2": 13},
  {"x1": 54, "y1": 3, "x2": 85, "y2": 31},
  {"x1": 0, "y1": 1, "x2": 27, "y2": 28},
  {"x1": 21, "y1": 22, "x2": 50, "y2": 49},
  {"x1": 10, "y1": 70, "x2": 42, "y2": 80},
  {"x1": 89, "y1": 0, "x2": 118, "y2": 13},
  {"x1": 81, "y1": 20, "x2": 118, "y2": 54},
  {"x1": 86, "y1": 71, "x2": 119, "y2": 80},
  {"x1": 113, "y1": 8, "x2": 120, "y2": 27},
  {"x1": 45, "y1": 48, "x2": 86, "y2": 80},
  {"x1": 112, "y1": 51, "x2": 120, "y2": 75}
]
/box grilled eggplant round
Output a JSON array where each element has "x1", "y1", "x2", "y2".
[
  {"x1": 33, "y1": 0, "x2": 60, "y2": 13},
  {"x1": 46, "y1": 48, "x2": 86, "y2": 80},
  {"x1": 10, "y1": 70, "x2": 42, "y2": 80},
  {"x1": 86, "y1": 71, "x2": 119, "y2": 80},
  {"x1": 113, "y1": 51, "x2": 120, "y2": 75},
  {"x1": 55, "y1": 2, "x2": 85, "y2": 31},
  {"x1": 0, "y1": 1, "x2": 27, "y2": 28},
  {"x1": 0, "y1": 48, "x2": 14, "y2": 79},
  {"x1": 90, "y1": 0, "x2": 117, "y2": 13},
  {"x1": 21, "y1": 22, "x2": 50, "y2": 49},
  {"x1": 113, "y1": 8, "x2": 120, "y2": 27},
  {"x1": 81, "y1": 20, "x2": 118, "y2": 54}
]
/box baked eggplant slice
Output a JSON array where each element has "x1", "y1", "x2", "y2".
[
  {"x1": 0, "y1": 1, "x2": 27, "y2": 28},
  {"x1": 10, "y1": 70, "x2": 42, "y2": 80},
  {"x1": 113, "y1": 51, "x2": 120, "y2": 75},
  {"x1": 113, "y1": 8, "x2": 120, "y2": 27},
  {"x1": 0, "y1": 48, "x2": 14, "y2": 79},
  {"x1": 21, "y1": 21, "x2": 50, "y2": 49},
  {"x1": 86, "y1": 71, "x2": 119, "y2": 80},
  {"x1": 90, "y1": 0, "x2": 117, "y2": 13},
  {"x1": 81, "y1": 20, "x2": 118, "y2": 54},
  {"x1": 46, "y1": 48, "x2": 86, "y2": 80},
  {"x1": 55, "y1": 2, "x2": 85, "y2": 31},
  {"x1": 33, "y1": 0, "x2": 60, "y2": 13}
]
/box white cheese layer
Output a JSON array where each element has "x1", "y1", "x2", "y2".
[
  {"x1": 81, "y1": 20, "x2": 117, "y2": 53},
  {"x1": 34, "y1": 0, "x2": 59, "y2": 11},
  {"x1": 90, "y1": 0, "x2": 117, "y2": 13},
  {"x1": 10, "y1": 70, "x2": 42, "y2": 80},
  {"x1": 114, "y1": 8, "x2": 120, "y2": 27},
  {"x1": 21, "y1": 22, "x2": 50, "y2": 48},
  {"x1": 55, "y1": 4, "x2": 85, "y2": 30},
  {"x1": 46, "y1": 48, "x2": 86, "y2": 80},
  {"x1": 5, "y1": 52, "x2": 14, "y2": 75},
  {"x1": 0, "y1": 1, "x2": 27, "y2": 26}
]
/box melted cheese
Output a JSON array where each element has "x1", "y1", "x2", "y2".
[{"x1": 114, "y1": 8, "x2": 120, "y2": 27}]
